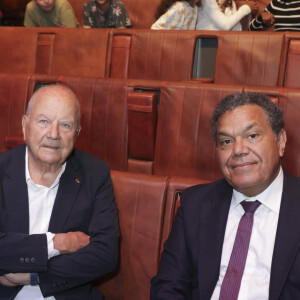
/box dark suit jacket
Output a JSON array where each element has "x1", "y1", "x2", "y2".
[
  {"x1": 0, "y1": 144, "x2": 119, "y2": 300},
  {"x1": 151, "y1": 171, "x2": 300, "y2": 300}
]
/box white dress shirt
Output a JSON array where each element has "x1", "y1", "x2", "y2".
[
  {"x1": 211, "y1": 167, "x2": 283, "y2": 300},
  {"x1": 15, "y1": 148, "x2": 65, "y2": 300}
]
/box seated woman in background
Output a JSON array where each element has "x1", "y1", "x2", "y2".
[
  {"x1": 196, "y1": 0, "x2": 258, "y2": 30},
  {"x1": 151, "y1": 0, "x2": 202, "y2": 30},
  {"x1": 83, "y1": 0, "x2": 132, "y2": 28}
]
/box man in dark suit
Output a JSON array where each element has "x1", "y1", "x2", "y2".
[
  {"x1": 0, "y1": 84, "x2": 119, "y2": 299},
  {"x1": 150, "y1": 92, "x2": 300, "y2": 299}
]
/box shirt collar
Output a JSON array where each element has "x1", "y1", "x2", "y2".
[
  {"x1": 25, "y1": 147, "x2": 66, "y2": 189},
  {"x1": 231, "y1": 167, "x2": 283, "y2": 214}
]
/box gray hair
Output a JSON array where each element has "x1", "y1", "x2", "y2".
[{"x1": 211, "y1": 92, "x2": 284, "y2": 143}]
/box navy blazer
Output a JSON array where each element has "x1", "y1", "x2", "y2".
[
  {"x1": 151, "y1": 171, "x2": 300, "y2": 300},
  {"x1": 0, "y1": 145, "x2": 119, "y2": 299}
]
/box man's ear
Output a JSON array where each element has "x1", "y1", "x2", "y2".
[
  {"x1": 76, "y1": 126, "x2": 81, "y2": 137},
  {"x1": 22, "y1": 115, "x2": 28, "y2": 140},
  {"x1": 277, "y1": 129, "x2": 287, "y2": 157}
]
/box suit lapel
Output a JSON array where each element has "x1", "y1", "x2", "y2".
[
  {"x1": 48, "y1": 151, "x2": 82, "y2": 233},
  {"x1": 198, "y1": 180, "x2": 232, "y2": 299},
  {"x1": 1, "y1": 145, "x2": 29, "y2": 233},
  {"x1": 269, "y1": 172, "x2": 300, "y2": 300}
]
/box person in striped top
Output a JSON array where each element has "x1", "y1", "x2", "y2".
[{"x1": 249, "y1": 0, "x2": 300, "y2": 31}]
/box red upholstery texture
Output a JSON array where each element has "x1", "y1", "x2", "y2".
[
  {"x1": 280, "y1": 89, "x2": 300, "y2": 176},
  {"x1": 109, "y1": 30, "x2": 197, "y2": 81},
  {"x1": 0, "y1": 73, "x2": 29, "y2": 153},
  {"x1": 35, "y1": 33, "x2": 55, "y2": 74},
  {"x1": 0, "y1": 28, "x2": 37, "y2": 74},
  {"x1": 127, "y1": 158, "x2": 154, "y2": 174},
  {"x1": 154, "y1": 83, "x2": 244, "y2": 180},
  {"x1": 214, "y1": 32, "x2": 284, "y2": 86},
  {"x1": 109, "y1": 34, "x2": 132, "y2": 78},
  {"x1": 161, "y1": 176, "x2": 211, "y2": 254},
  {"x1": 127, "y1": 91, "x2": 157, "y2": 160},
  {"x1": 5, "y1": 133, "x2": 25, "y2": 149},
  {"x1": 0, "y1": 27, "x2": 109, "y2": 78},
  {"x1": 49, "y1": 28, "x2": 109, "y2": 77},
  {"x1": 98, "y1": 170, "x2": 169, "y2": 300},
  {"x1": 284, "y1": 39, "x2": 300, "y2": 88},
  {"x1": 64, "y1": 77, "x2": 129, "y2": 171}
]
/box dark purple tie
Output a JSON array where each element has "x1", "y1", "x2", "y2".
[{"x1": 219, "y1": 200, "x2": 261, "y2": 300}]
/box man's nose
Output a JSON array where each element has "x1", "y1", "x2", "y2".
[
  {"x1": 47, "y1": 123, "x2": 60, "y2": 139},
  {"x1": 232, "y1": 139, "x2": 248, "y2": 156}
]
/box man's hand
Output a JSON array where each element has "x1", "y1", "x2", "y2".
[
  {"x1": 261, "y1": 12, "x2": 275, "y2": 26},
  {"x1": 54, "y1": 231, "x2": 90, "y2": 254},
  {"x1": 0, "y1": 275, "x2": 17, "y2": 287},
  {"x1": 0, "y1": 273, "x2": 30, "y2": 286}
]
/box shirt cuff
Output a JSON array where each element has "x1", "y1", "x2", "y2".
[{"x1": 46, "y1": 232, "x2": 60, "y2": 259}]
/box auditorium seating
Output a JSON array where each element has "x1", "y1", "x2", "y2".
[
  {"x1": 0, "y1": 73, "x2": 30, "y2": 153},
  {"x1": 280, "y1": 33, "x2": 300, "y2": 88},
  {"x1": 0, "y1": 27, "x2": 292, "y2": 86},
  {"x1": 3, "y1": 73, "x2": 300, "y2": 180},
  {"x1": 0, "y1": 27, "x2": 109, "y2": 77},
  {"x1": 213, "y1": 31, "x2": 284, "y2": 86},
  {"x1": 97, "y1": 170, "x2": 210, "y2": 300},
  {"x1": 2, "y1": 22, "x2": 300, "y2": 300}
]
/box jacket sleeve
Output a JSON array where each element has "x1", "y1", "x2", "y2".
[
  {"x1": 150, "y1": 193, "x2": 194, "y2": 299},
  {"x1": 38, "y1": 165, "x2": 119, "y2": 297},
  {"x1": 0, "y1": 233, "x2": 48, "y2": 275}
]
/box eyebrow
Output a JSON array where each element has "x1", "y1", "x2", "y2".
[{"x1": 217, "y1": 122, "x2": 259, "y2": 138}]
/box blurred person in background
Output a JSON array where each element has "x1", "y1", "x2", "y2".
[
  {"x1": 196, "y1": 0, "x2": 258, "y2": 31},
  {"x1": 83, "y1": 0, "x2": 132, "y2": 28},
  {"x1": 249, "y1": 0, "x2": 300, "y2": 31},
  {"x1": 24, "y1": 0, "x2": 78, "y2": 27},
  {"x1": 151, "y1": 0, "x2": 201, "y2": 30}
]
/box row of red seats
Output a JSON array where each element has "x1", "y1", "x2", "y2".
[
  {"x1": 1, "y1": 72, "x2": 300, "y2": 180},
  {"x1": 97, "y1": 171, "x2": 209, "y2": 300},
  {"x1": 1, "y1": 27, "x2": 300, "y2": 87},
  {"x1": 0, "y1": 72, "x2": 299, "y2": 299}
]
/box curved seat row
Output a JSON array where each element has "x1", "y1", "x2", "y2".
[
  {"x1": 1, "y1": 72, "x2": 299, "y2": 180},
  {"x1": 1, "y1": 27, "x2": 300, "y2": 87}
]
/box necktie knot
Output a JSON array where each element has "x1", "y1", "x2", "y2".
[{"x1": 241, "y1": 200, "x2": 261, "y2": 214}]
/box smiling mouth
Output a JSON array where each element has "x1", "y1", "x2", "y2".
[{"x1": 232, "y1": 162, "x2": 256, "y2": 169}]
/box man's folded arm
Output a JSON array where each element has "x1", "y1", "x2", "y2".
[
  {"x1": 38, "y1": 172, "x2": 119, "y2": 297},
  {"x1": 0, "y1": 233, "x2": 48, "y2": 275}
]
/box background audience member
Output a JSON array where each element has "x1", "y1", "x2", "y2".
[
  {"x1": 197, "y1": 0, "x2": 258, "y2": 30},
  {"x1": 83, "y1": 0, "x2": 132, "y2": 28},
  {"x1": 249, "y1": 0, "x2": 300, "y2": 31},
  {"x1": 151, "y1": 0, "x2": 201, "y2": 30},
  {"x1": 24, "y1": 0, "x2": 78, "y2": 27}
]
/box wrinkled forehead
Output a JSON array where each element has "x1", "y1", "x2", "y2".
[{"x1": 29, "y1": 86, "x2": 80, "y2": 120}]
